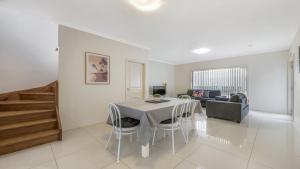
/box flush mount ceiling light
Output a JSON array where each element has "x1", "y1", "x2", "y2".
[
  {"x1": 192, "y1": 48, "x2": 211, "y2": 55},
  {"x1": 128, "y1": 0, "x2": 162, "y2": 11}
]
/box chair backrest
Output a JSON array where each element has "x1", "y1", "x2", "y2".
[
  {"x1": 189, "y1": 100, "x2": 198, "y2": 116},
  {"x1": 182, "y1": 99, "x2": 198, "y2": 117},
  {"x1": 171, "y1": 102, "x2": 186, "y2": 124},
  {"x1": 185, "y1": 100, "x2": 192, "y2": 114},
  {"x1": 108, "y1": 103, "x2": 122, "y2": 129}
]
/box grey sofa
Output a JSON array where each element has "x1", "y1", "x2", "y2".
[
  {"x1": 178, "y1": 89, "x2": 221, "y2": 107},
  {"x1": 206, "y1": 93, "x2": 249, "y2": 123}
]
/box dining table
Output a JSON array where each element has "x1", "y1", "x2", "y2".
[{"x1": 107, "y1": 97, "x2": 203, "y2": 158}]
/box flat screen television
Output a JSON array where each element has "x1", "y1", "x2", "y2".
[{"x1": 152, "y1": 86, "x2": 166, "y2": 96}]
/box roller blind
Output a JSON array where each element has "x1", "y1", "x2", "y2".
[{"x1": 192, "y1": 67, "x2": 248, "y2": 96}]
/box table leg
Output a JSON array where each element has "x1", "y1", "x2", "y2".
[{"x1": 141, "y1": 143, "x2": 149, "y2": 158}]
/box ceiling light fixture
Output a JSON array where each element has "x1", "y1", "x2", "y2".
[
  {"x1": 192, "y1": 48, "x2": 211, "y2": 55},
  {"x1": 128, "y1": 0, "x2": 162, "y2": 12}
]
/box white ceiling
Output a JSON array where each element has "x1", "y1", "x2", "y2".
[{"x1": 1, "y1": 0, "x2": 300, "y2": 65}]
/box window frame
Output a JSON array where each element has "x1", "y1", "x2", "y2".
[{"x1": 190, "y1": 66, "x2": 249, "y2": 96}]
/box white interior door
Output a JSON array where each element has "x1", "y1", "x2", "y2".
[{"x1": 126, "y1": 61, "x2": 145, "y2": 101}]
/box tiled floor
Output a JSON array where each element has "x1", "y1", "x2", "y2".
[{"x1": 1, "y1": 111, "x2": 299, "y2": 169}]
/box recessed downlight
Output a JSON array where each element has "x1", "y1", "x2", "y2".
[
  {"x1": 192, "y1": 48, "x2": 211, "y2": 55},
  {"x1": 128, "y1": 0, "x2": 162, "y2": 12}
]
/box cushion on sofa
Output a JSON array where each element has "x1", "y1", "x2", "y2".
[
  {"x1": 229, "y1": 94, "x2": 240, "y2": 102},
  {"x1": 187, "y1": 90, "x2": 194, "y2": 96},
  {"x1": 200, "y1": 97, "x2": 215, "y2": 101},
  {"x1": 202, "y1": 91, "x2": 210, "y2": 98},
  {"x1": 208, "y1": 90, "x2": 221, "y2": 98},
  {"x1": 192, "y1": 90, "x2": 203, "y2": 97},
  {"x1": 237, "y1": 93, "x2": 248, "y2": 104},
  {"x1": 215, "y1": 96, "x2": 229, "y2": 101}
]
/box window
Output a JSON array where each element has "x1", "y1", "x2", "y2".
[{"x1": 192, "y1": 67, "x2": 247, "y2": 96}]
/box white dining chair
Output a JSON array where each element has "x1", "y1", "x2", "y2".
[
  {"x1": 106, "y1": 103, "x2": 140, "y2": 163},
  {"x1": 152, "y1": 102, "x2": 187, "y2": 155},
  {"x1": 181, "y1": 100, "x2": 198, "y2": 142}
]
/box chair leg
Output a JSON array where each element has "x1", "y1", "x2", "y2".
[
  {"x1": 180, "y1": 126, "x2": 187, "y2": 144},
  {"x1": 163, "y1": 130, "x2": 166, "y2": 138},
  {"x1": 172, "y1": 128, "x2": 175, "y2": 155},
  {"x1": 152, "y1": 127, "x2": 157, "y2": 145},
  {"x1": 136, "y1": 127, "x2": 140, "y2": 139},
  {"x1": 117, "y1": 133, "x2": 121, "y2": 163},
  {"x1": 185, "y1": 120, "x2": 189, "y2": 143},
  {"x1": 130, "y1": 134, "x2": 133, "y2": 143},
  {"x1": 105, "y1": 130, "x2": 113, "y2": 149}
]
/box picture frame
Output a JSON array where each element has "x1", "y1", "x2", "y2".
[{"x1": 85, "y1": 52, "x2": 110, "y2": 85}]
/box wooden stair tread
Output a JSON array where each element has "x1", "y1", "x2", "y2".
[
  {"x1": 0, "y1": 81, "x2": 61, "y2": 155},
  {"x1": 0, "y1": 109, "x2": 55, "y2": 118},
  {"x1": 0, "y1": 118, "x2": 57, "y2": 130},
  {"x1": 20, "y1": 92, "x2": 55, "y2": 95},
  {"x1": 0, "y1": 129, "x2": 59, "y2": 147},
  {"x1": 0, "y1": 100, "x2": 54, "y2": 104}
]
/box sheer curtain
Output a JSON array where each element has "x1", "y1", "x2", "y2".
[{"x1": 192, "y1": 67, "x2": 248, "y2": 96}]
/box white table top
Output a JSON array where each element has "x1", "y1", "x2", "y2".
[{"x1": 117, "y1": 97, "x2": 197, "y2": 112}]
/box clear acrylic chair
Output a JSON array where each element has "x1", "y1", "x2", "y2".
[{"x1": 106, "y1": 103, "x2": 140, "y2": 163}]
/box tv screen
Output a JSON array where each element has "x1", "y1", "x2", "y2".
[{"x1": 152, "y1": 86, "x2": 166, "y2": 96}]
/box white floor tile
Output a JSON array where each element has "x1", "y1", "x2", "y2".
[
  {"x1": 174, "y1": 160, "x2": 199, "y2": 169},
  {"x1": 56, "y1": 142, "x2": 115, "y2": 169},
  {"x1": 186, "y1": 143, "x2": 248, "y2": 169},
  {"x1": 51, "y1": 128, "x2": 99, "y2": 158},
  {"x1": 102, "y1": 162, "x2": 130, "y2": 169},
  {"x1": 121, "y1": 146, "x2": 183, "y2": 169},
  {"x1": 1, "y1": 111, "x2": 299, "y2": 169},
  {"x1": 0, "y1": 144, "x2": 54, "y2": 169},
  {"x1": 247, "y1": 162, "x2": 272, "y2": 169},
  {"x1": 30, "y1": 161, "x2": 58, "y2": 169},
  {"x1": 83, "y1": 123, "x2": 113, "y2": 145}
]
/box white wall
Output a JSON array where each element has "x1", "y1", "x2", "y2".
[
  {"x1": 290, "y1": 28, "x2": 300, "y2": 132},
  {"x1": 59, "y1": 25, "x2": 149, "y2": 130},
  {"x1": 175, "y1": 51, "x2": 289, "y2": 114},
  {"x1": 148, "y1": 61, "x2": 175, "y2": 97},
  {"x1": 0, "y1": 8, "x2": 58, "y2": 93}
]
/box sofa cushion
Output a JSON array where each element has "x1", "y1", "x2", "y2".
[
  {"x1": 229, "y1": 94, "x2": 240, "y2": 102},
  {"x1": 192, "y1": 90, "x2": 203, "y2": 97},
  {"x1": 208, "y1": 90, "x2": 221, "y2": 98},
  {"x1": 215, "y1": 96, "x2": 229, "y2": 101},
  {"x1": 187, "y1": 90, "x2": 194, "y2": 96},
  {"x1": 237, "y1": 93, "x2": 248, "y2": 104},
  {"x1": 202, "y1": 91, "x2": 210, "y2": 98},
  {"x1": 200, "y1": 97, "x2": 215, "y2": 101}
]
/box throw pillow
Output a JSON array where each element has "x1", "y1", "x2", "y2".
[
  {"x1": 230, "y1": 94, "x2": 240, "y2": 102},
  {"x1": 203, "y1": 91, "x2": 210, "y2": 98},
  {"x1": 192, "y1": 90, "x2": 203, "y2": 97}
]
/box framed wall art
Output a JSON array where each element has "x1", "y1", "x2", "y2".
[{"x1": 85, "y1": 52, "x2": 110, "y2": 85}]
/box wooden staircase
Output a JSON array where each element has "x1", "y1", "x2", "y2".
[{"x1": 0, "y1": 81, "x2": 62, "y2": 155}]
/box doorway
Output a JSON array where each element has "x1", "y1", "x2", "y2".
[
  {"x1": 126, "y1": 60, "x2": 145, "y2": 101},
  {"x1": 288, "y1": 58, "x2": 294, "y2": 118}
]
